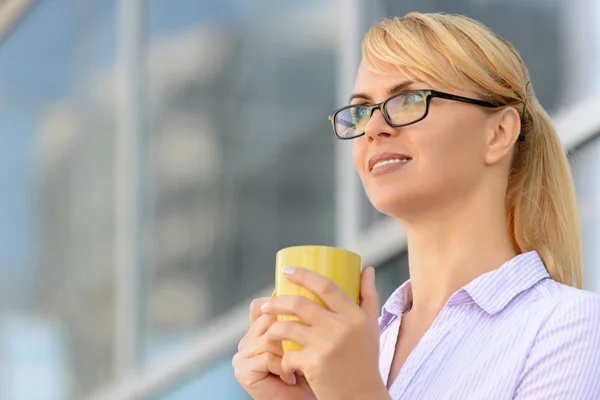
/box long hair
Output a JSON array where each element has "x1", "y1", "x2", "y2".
[{"x1": 363, "y1": 12, "x2": 582, "y2": 288}]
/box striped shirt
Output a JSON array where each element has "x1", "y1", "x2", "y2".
[{"x1": 379, "y1": 251, "x2": 600, "y2": 399}]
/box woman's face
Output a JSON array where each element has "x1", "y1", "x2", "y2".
[{"x1": 351, "y1": 60, "x2": 495, "y2": 219}]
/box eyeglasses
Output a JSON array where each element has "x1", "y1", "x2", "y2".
[{"x1": 328, "y1": 89, "x2": 501, "y2": 140}]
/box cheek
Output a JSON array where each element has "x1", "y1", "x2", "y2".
[{"x1": 416, "y1": 120, "x2": 486, "y2": 182}]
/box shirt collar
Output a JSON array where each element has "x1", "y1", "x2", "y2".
[
  {"x1": 379, "y1": 251, "x2": 550, "y2": 327},
  {"x1": 380, "y1": 279, "x2": 413, "y2": 331},
  {"x1": 459, "y1": 250, "x2": 550, "y2": 314}
]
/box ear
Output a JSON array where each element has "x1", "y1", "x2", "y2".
[{"x1": 484, "y1": 106, "x2": 521, "y2": 165}]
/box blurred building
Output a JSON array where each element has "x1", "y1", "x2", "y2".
[{"x1": 0, "y1": 1, "x2": 598, "y2": 399}]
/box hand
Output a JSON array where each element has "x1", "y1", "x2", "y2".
[
  {"x1": 233, "y1": 297, "x2": 316, "y2": 400},
  {"x1": 260, "y1": 267, "x2": 388, "y2": 400}
]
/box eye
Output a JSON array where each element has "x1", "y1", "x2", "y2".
[
  {"x1": 357, "y1": 106, "x2": 370, "y2": 118},
  {"x1": 350, "y1": 105, "x2": 370, "y2": 121},
  {"x1": 402, "y1": 93, "x2": 422, "y2": 105}
]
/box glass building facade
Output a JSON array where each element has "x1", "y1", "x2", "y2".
[{"x1": 0, "y1": 1, "x2": 598, "y2": 399}]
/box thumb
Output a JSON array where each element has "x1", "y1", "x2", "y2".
[{"x1": 359, "y1": 266, "x2": 380, "y2": 320}]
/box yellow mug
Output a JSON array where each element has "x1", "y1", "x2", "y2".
[{"x1": 274, "y1": 245, "x2": 362, "y2": 353}]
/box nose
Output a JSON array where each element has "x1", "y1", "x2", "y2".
[{"x1": 364, "y1": 107, "x2": 398, "y2": 142}]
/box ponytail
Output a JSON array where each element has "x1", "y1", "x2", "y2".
[{"x1": 506, "y1": 99, "x2": 582, "y2": 287}]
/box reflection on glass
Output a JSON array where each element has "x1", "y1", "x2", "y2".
[
  {"x1": 156, "y1": 352, "x2": 250, "y2": 400},
  {"x1": 0, "y1": 0, "x2": 117, "y2": 398},
  {"x1": 571, "y1": 135, "x2": 600, "y2": 293},
  {"x1": 142, "y1": 0, "x2": 337, "y2": 364},
  {"x1": 375, "y1": 251, "x2": 409, "y2": 301}
]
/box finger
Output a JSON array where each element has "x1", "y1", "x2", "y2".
[
  {"x1": 249, "y1": 297, "x2": 272, "y2": 323},
  {"x1": 245, "y1": 335, "x2": 284, "y2": 358},
  {"x1": 261, "y1": 295, "x2": 330, "y2": 325},
  {"x1": 359, "y1": 267, "x2": 380, "y2": 320},
  {"x1": 238, "y1": 314, "x2": 277, "y2": 351},
  {"x1": 281, "y1": 350, "x2": 306, "y2": 377},
  {"x1": 265, "y1": 321, "x2": 312, "y2": 346},
  {"x1": 280, "y1": 267, "x2": 351, "y2": 314},
  {"x1": 239, "y1": 351, "x2": 297, "y2": 386},
  {"x1": 263, "y1": 353, "x2": 297, "y2": 385},
  {"x1": 260, "y1": 353, "x2": 296, "y2": 385},
  {"x1": 249, "y1": 314, "x2": 277, "y2": 337}
]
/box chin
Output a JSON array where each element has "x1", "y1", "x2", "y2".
[
  {"x1": 366, "y1": 189, "x2": 419, "y2": 218},
  {"x1": 366, "y1": 179, "x2": 449, "y2": 220}
]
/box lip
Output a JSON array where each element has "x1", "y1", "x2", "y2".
[
  {"x1": 368, "y1": 152, "x2": 412, "y2": 172},
  {"x1": 370, "y1": 159, "x2": 410, "y2": 176}
]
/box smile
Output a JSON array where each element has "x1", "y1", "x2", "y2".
[
  {"x1": 370, "y1": 157, "x2": 411, "y2": 176},
  {"x1": 372, "y1": 158, "x2": 411, "y2": 170}
]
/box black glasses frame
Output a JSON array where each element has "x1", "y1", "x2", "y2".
[{"x1": 328, "y1": 89, "x2": 502, "y2": 140}]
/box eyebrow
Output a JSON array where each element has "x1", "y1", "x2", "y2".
[{"x1": 348, "y1": 80, "x2": 416, "y2": 103}]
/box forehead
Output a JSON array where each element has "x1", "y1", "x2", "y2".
[
  {"x1": 352, "y1": 58, "x2": 479, "y2": 101},
  {"x1": 353, "y1": 59, "x2": 413, "y2": 94}
]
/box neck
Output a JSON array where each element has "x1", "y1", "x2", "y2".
[{"x1": 400, "y1": 187, "x2": 516, "y2": 318}]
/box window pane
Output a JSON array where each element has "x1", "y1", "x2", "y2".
[
  {"x1": 571, "y1": 134, "x2": 600, "y2": 293},
  {"x1": 156, "y1": 352, "x2": 250, "y2": 400},
  {"x1": 0, "y1": 0, "x2": 117, "y2": 398},
  {"x1": 142, "y1": 0, "x2": 337, "y2": 362}
]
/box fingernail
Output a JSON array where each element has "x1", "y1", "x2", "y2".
[
  {"x1": 260, "y1": 301, "x2": 269, "y2": 312},
  {"x1": 288, "y1": 374, "x2": 297, "y2": 385},
  {"x1": 282, "y1": 267, "x2": 295, "y2": 276}
]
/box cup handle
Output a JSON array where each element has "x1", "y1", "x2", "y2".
[{"x1": 271, "y1": 290, "x2": 276, "y2": 298}]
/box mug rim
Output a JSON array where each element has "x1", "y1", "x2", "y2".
[{"x1": 276, "y1": 245, "x2": 361, "y2": 259}]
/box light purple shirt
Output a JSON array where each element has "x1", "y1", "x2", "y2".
[{"x1": 379, "y1": 251, "x2": 600, "y2": 399}]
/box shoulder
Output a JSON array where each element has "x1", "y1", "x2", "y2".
[
  {"x1": 514, "y1": 282, "x2": 600, "y2": 398},
  {"x1": 504, "y1": 278, "x2": 600, "y2": 345},
  {"x1": 548, "y1": 285, "x2": 600, "y2": 326},
  {"x1": 522, "y1": 276, "x2": 598, "y2": 307},
  {"x1": 533, "y1": 278, "x2": 600, "y2": 315},
  {"x1": 527, "y1": 280, "x2": 600, "y2": 343}
]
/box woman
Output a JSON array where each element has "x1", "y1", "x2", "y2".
[{"x1": 233, "y1": 12, "x2": 600, "y2": 399}]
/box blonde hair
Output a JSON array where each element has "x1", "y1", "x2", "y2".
[{"x1": 363, "y1": 13, "x2": 582, "y2": 288}]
